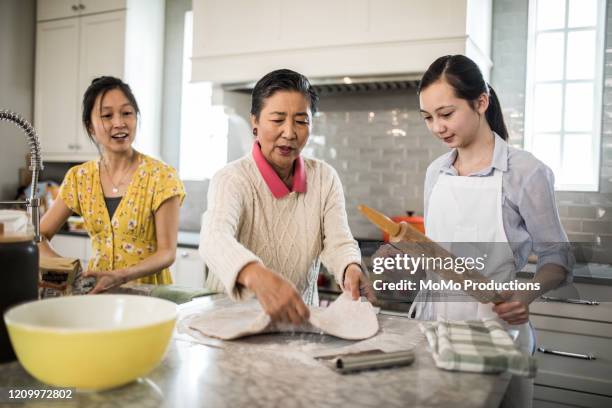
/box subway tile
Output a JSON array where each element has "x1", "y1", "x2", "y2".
[
  {"x1": 357, "y1": 172, "x2": 383, "y2": 184},
  {"x1": 370, "y1": 159, "x2": 394, "y2": 171},
  {"x1": 381, "y1": 148, "x2": 409, "y2": 160},
  {"x1": 582, "y1": 220, "x2": 612, "y2": 234},
  {"x1": 600, "y1": 177, "x2": 612, "y2": 194},
  {"x1": 346, "y1": 160, "x2": 371, "y2": 172},
  {"x1": 378, "y1": 172, "x2": 404, "y2": 184},
  {"x1": 594, "y1": 206, "x2": 612, "y2": 220},
  {"x1": 567, "y1": 206, "x2": 598, "y2": 219},
  {"x1": 370, "y1": 185, "x2": 392, "y2": 196},
  {"x1": 583, "y1": 192, "x2": 612, "y2": 206},
  {"x1": 567, "y1": 233, "x2": 596, "y2": 243},
  {"x1": 555, "y1": 192, "x2": 586, "y2": 205},
  {"x1": 561, "y1": 219, "x2": 582, "y2": 233},
  {"x1": 358, "y1": 147, "x2": 383, "y2": 160},
  {"x1": 369, "y1": 135, "x2": 399, "y2": 149}
]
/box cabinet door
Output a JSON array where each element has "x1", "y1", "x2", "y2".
[
  {"x1": 368, "y1": 0, "x2": 466, "y2": 42},
  {"x1": 76, "y1": 11, "x2": 126, "y2": 154},
  {"x1": 34, "y1": 18, "x2": 80, "y2": 156},
  {"x1": 50, "y1": 234, "x2": 89, "y2": 264},
  {"x1": 279, "y1": 0, "x2": 367, "y2": 48},
  {"x1": 194, "y1": 0, "x2": 281, "y2": 56},
  {"x1": 78, "y1": 0, "x2": 126, "y2": 16},
  {"x1": 534, "y1": 327, "x2": 612, "y2": 396},
  {"x1": 37, "y1": 0, "x2": 80, "y2": 21},
  {"x1": 172, "y1": 248, "x2": 205, "y2": 288}
]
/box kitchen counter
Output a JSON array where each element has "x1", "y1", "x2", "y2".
[
  {"x1": 0, "y1": 295, "x2": 510, "y2": 408},
  {"x1": 56, "y1": 229, "x2": 201, "y2": 248},
  {"x1": 518, "y1": 261, "x2": 612, "y2": 286}
]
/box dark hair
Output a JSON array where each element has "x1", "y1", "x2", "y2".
[
  {"x1": 82, "y1": 76, "x2": 140, "y2": 142},
  {"x1": 418, "y1": 55, "x2": 508, "y2": 141},
  {"x1": 250, "y1": 69, "x2": 319, "y2": 119}
]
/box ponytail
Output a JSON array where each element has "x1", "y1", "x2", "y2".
[
  {"x1": 419, "y1": 55, "x2": 509, "y2": 141},
  {"x1": 485, "y1": 85, "x2": 508, "y2": 141}
]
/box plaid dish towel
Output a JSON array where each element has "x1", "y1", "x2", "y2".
[{"x1": 420, "y1": 319, "x2": 537, "y2": 378}]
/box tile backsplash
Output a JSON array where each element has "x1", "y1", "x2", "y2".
[
  {"x1": 306, "y1": 89, "x2": 447, "y2": 239},
  {"x1": 178, "y1": 179, "x2": 210, "y2": 232},
  {"x1": 176, "y1": 88, "x2": 445, "y2": 238}
]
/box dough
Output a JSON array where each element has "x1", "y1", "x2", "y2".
[{"x1": 188, "y1": 294, "x2": 379, "y2": 341}]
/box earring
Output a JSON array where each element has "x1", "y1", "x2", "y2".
[{"x1": 252, "y1": 128, "x2": 257, "y2": 136}]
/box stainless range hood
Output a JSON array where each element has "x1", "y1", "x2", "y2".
[{"x1": 222, "y1": 73, "x2": 422, "y2": 95}]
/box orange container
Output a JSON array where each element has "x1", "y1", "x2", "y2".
[{"x1": 382, "y1": 211, "x2": 425, "y2": 242}]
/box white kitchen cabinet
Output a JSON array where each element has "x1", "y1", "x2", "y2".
[
  {"x1": 34, "y1": 0, "x2": 164, "y2": 162},
  {"x1": 528, "y1": 282, "x2": 612, "y2": 407},
  {"x1": 170, "y1": 247, "x2": 206, "y2": 288},
  {"x1": 37, "y1": 0, "x2": 79, "y2": 21},
  {"x1": 77, "y1": 0, "x2": 126, "y2": 16},
  {"x1": 49, "y1": 236, "x2": 206, "y2": 288},
  {"x1": 533, "y1": 386, "x2": 612, "y2": 408},
  {"x1": 37, "y1": 0, "x2": 126, "y2": 22},
  {"x1": 50, "y1": 234, "x2": 90, "y2": 266},
  {"x1": 192, "y1": 0, "x2": 492, "y2": 83},
  {"x1": 35, "y1": 10, "x2": 125, "y2": 161},
  {"x1": 34, "y1": 18, "x2": 81, "y2": 158},
  {"x1": 76, "y1": 11, "x2": 126, "y2": 156}
]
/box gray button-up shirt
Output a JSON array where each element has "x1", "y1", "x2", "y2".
[{"x1": 424, "y1": 132, "x2": 574, "y2": 281}]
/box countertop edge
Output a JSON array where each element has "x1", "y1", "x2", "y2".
[{"x1": 55, "y1": 230, "x2": 200, "y2": 249}]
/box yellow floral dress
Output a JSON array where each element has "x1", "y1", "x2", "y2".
[{"x1": 59, "y1": 154, "x2": 185, "y2": 284}]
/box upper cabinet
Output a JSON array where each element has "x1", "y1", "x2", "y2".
[
  {"x1": 191, "y1": 0, "x2": 492, "y2": 83},
  {"x1": 35, "y1": 10, "x2": 125, "y2": 161},
  {"x1": 34, "y1": 18, "x2": 81, "y2": 158},
  {"x1": 37, "y1": 0, "x2": 126, "y2": 21},
  {"x1": 34, "y1": 0, "x2": 164, "y2": 162}
]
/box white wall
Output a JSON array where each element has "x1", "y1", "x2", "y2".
[
  {"x1": 0, "y1": 0, "x2": 36, "y2": 200},
  {"x1": 160, "y1": 0, "x2": 192, "y2": 169},
  {"x1": 125, "y1": 0, "x2": 165, "y2": 159}
]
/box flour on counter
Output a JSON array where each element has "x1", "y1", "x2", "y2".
[{"x1": 186, "y1": 293, "x2": 379, "y2": 341}]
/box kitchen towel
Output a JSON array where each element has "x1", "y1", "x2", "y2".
[
  {"x1": 110, "y1": 283, "x2": 215, "y2": 304},
  {"x1": 151, "y1": 285, "x2": 215, "y2": 304},
  {"x1": 420, "y1": 319, "x2": 537, "y2": 378}
]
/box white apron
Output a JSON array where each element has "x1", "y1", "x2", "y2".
[{"x1": 410, "y1": 169, "x2": 535, "y2": 408}]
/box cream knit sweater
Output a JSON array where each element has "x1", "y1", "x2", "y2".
[{"x1": 198, "y1": 154, "x2": 361, "y2": 306}]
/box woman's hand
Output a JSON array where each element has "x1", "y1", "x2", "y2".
[
  {"x1": 492, "y1": 290, "x2": 530, "y2": 325},
  {"x1": 238, "y1": 262, "x2": 310, "y2": 325},
  {"x1": 84, "y1": 270, "x2": 127, "y2": 294},
  {"x1": 343, "y1": 263, "x2": 376, "y2": 302}
]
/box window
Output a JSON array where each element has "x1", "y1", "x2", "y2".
[
  {"x1": 524, "y1": 0, "x2": 605, "y2": 191},
  {"x1": 179, "y1": 11, "x2": 228, "y2": 181}
]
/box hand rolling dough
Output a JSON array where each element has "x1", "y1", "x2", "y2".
[{"x1": 188, "y1": 293, "x2": 379, "y2": 340}]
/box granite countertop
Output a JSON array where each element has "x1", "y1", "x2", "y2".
[{"x1": 0, "y1": 295, "x2": 510, "y2": 408}]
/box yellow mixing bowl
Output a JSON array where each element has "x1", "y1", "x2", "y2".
[{"x1": 3, "y1": 294, "x2": 176, "y2": 390}]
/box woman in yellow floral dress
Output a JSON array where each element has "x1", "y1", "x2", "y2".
[{"x1": 39, "y1": 76, "x2": 185, "y2": 293}]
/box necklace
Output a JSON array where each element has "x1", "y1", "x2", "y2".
[{"x1": 102, "y1": 152, "x2": 138, "y2": 194}]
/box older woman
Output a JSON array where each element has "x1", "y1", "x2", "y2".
[
  {"x1": 39, "y1": 76, "x2": 185, "y2": 293},
  {"x1": 199, "y1": 69, "x2": 371, "y2": 324}
]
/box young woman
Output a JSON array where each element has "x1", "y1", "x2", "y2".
[
  {"x1": 199, "y1": 69, "x2": 373, "y2": 325},
  {"x1": 40, "y1": 76, "x2": 185, "y2": 293},
  {"x1": 415, "y1": 55, "x2": 573, "y2": 407}
]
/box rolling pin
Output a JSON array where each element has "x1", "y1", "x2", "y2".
[{"x1": 358, "y1": 205, "x2": 504, "y2": 304}]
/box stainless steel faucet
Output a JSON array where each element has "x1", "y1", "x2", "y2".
[{"x1": 0, "y1": 109, "x2": 44, "y2": 241}]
